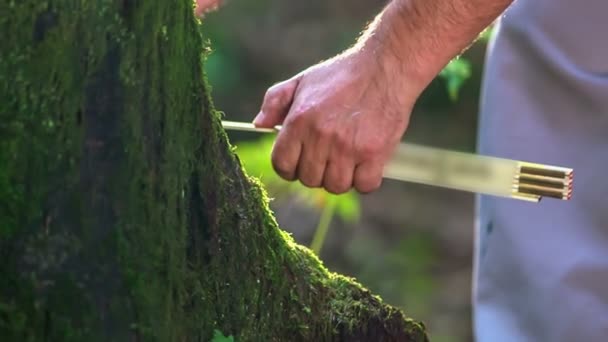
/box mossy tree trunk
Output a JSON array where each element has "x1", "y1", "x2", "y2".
[{"x1": 0, "y1": 1, "x2": 428, "y2": 341}]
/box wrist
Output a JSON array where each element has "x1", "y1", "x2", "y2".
[
  {"x1": 353, "y1": 3, "x2": 436, "y2": 99},
  {"x1": 384, "y1": 1, "x2": 448, "y2": 90}
]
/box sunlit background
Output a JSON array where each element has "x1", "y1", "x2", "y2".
[{"x1": 202, "y1": 1, "x2": 492, "y2": 341}]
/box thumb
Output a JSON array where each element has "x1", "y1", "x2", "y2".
[{"x1": 254, "y1": 76, "x2": 301, "y2": 128}]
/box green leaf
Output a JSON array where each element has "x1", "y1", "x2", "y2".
[
  {"x1": 439, "y1": 58, "x2": 472, "y2": 102},
  {"x1": 210, "y1": 329, "x2": 234, "y2": 342},
  {"x1": 332, "y1": 191, "x2": 360, "y2": 222}
]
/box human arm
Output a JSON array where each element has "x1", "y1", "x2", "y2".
[
  {"x1": 254, "y1": 0, "x2": 513, "y2": 194},
  {"x1": 195, "y1": 0, "x2": 222, "y2": 17}
]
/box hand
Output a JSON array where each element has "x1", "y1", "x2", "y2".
[
  {"x1": 254, "y1": 48, "x2": 422, "y2": 194},
  {"x1": 195, "y1": 0, "x2": 222, "y2": 17}
]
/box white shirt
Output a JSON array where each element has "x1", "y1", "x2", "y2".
[{"x1": 474, "y1": 0, "x2": 608, "y2": 341}]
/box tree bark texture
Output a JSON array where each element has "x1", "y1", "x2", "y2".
[{"x1": 0, "y1": 1, "x2": 428, "y2": 341}]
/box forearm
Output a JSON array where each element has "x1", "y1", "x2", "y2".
[{"x1": 356, "y1": 0, "x2": 513, "y2": 93}]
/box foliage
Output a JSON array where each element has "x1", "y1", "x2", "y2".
[
  {"x1": 439, "y1": 58, "x2": 472, "y2": 102},
  {"x1": 438, "y1": 25, "x2": 494, "y2": 102},
  {"x1": 210, "y1": 329, "x2": 234, "y2": 342}
]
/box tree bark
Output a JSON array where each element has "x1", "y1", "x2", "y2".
[{"x1": 0, "y1": 1, "x2": 428, "y2": 341}]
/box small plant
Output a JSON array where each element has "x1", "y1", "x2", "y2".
[
  {"x1": 439, "y1": 58, "x2": 472, "y2": 102},
  {"x1": 438, "y1": 25, "x2": 494, "y2": 102}
]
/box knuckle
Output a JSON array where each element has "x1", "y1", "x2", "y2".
[
  {"x1": 264, "y1": 91, "x2": 282, "y2": 109},
  {"x1": 358, "y1": 143, "x2": 380, "y2": 160},
  {"x1": 300, "y1": 174, "x2": 321, "y2": 188},
  {"x1": 288, "y1": 110, "x2": 308, "y2": 127},
  {"x1": 324, "y1": 168, "x2": 353, "y2": 194},
  {"x1": 265, "y1": 84, "x2": 281, "y2": 99},
  {"x1": 315, "y1": 122, "x2": 334, "y2": 139},
  {"x1": 325, "y1": 181, "x2": 351, "y2": 195},
  {"x1": 333, "y1": 132, "x2": 352, "y2": 152},
  {"x1": 267, "y1": 96, "x2": 282, "y2": 110},
  {"x1": 271, "y1": 152, "x2": 294, "y2": 180},
  {"x1": 264, "y1": 83, "x2": 290, "y2": 108},
  {"x1": 292, "y1": 102, "x2": 317, "y2": 117},
  {"x1": 299, "y1": 178, "x2": 314, "y2": 188}
]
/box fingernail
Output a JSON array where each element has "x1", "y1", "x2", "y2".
[{"x1": 253, "y1": 111, "x2": 265, "y2": 126}]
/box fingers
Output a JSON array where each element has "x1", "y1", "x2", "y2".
[
  {"x1": 353, "y1": 160, "x2": 384, "y2": 194},
  {"x1": 271, "y1": 118, "x2": 387, "y2": 193},
  {"x1": 271, "y1": 109, "x2": 331, "y2": 185},
  {"x1": 271, "y1": 123, "x2": 302, "y2": 182},
  {"x1": 254, "y1": 77, "x2": 301, "y2": 128},
  {"x1": 323, "y1": 147, "x2": 355, "y2": 195},
  {"x1": 268, "y1": 81, "x2": 328, "y2": 184},
  {"x1": 351, "y1": 134, "x2": 396, "y2": 193},
  {"x1": 270, "y1": 109, "x2": 387, "y2": 193},
  {"x1": 268, "y1": 101, "x2": 386, "y2": 193},
  {"x1": 295, "y1": 127, "x2": 331, "y2": 188}
]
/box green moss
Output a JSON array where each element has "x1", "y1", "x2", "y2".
[
  {"x1": 194, "y1": 169, "x2": 427, "y2": 340},
  {"x1": 0, "y1": 1, "x2": 427, "y2": 341}
]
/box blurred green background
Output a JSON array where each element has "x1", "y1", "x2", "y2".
[{"x1": 202, "y1": 1, "x2": 492, "y2": 341}]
